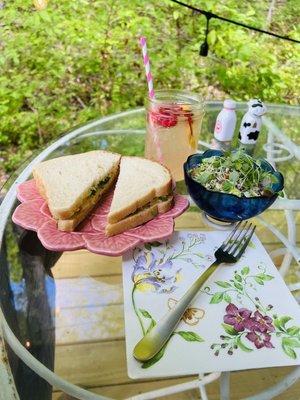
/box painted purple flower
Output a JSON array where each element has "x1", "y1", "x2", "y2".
[
  {"x1": 243, "y1": 317, "x2": 257, "y2": 332},
  {"x1": 223, "y1": 303, "x2": 252, "y2": 332},
  {"x1": 246, "y1": 330, "x2": 274, "y2": 349},
  {"x1": 132, "y1": 252, "x2": 181, "y2": 293},
  {"x1": 250, "y1": 310, "x2": 275, "y2": 333}
]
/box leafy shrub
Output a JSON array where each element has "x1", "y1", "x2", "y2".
[{"x1": 1, "y1": 0, "x2": 299, "y2": 172}]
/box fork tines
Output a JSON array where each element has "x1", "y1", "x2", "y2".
[{"x1": 222, "y1": 221, "x2": 256, "y2": 258}]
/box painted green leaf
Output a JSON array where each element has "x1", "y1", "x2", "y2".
[
  {"x1": 257, "y1": 273, "x2": 274, "y2": 281},
  {"x1": 287, "y1": 326, "x2": 300, "y2": 336},
  {"x1": 282, "y1": 337, "x2": 300, "y2": 348},
  {"x1": 210, "y1": 292, "x2": 224, "y2": 304},
  {"x1": 223, "y1": 293, "x2": 232, "y2": 303},
  {"x1": 274, "y1": 316, "x2": 292, "y2": 331},
  {"x1": 281, "y1": 316, "x2": 293, "y2": 326},
  {"x1": 282, "y1": 344, "x2": 297, "y2": 360},
  {"x1": 146, "y1": 319, "x2": 156, "y2": 334},
  {"x1": 142, "y1": 344, "x2": 167, "y2": 368},
  {"x1": 274, "y1": 318, "x2": 284, "y2": 331},
  {"x1": 234, "y1": 274, "x2": 242, "y2": 282},
  {"x1": 144, "y1": 243, "x2": 151, "y2": 250},
  {"x1": 241, "y1": 266, "x2": 250, "y2": 275},
  {"x1": 264, "y1": 274, "x2": 274, "y2": 280},
  {"x1": 280, "y1": 316, "x2": 293, "y2": 328},
  {"x1": 139, "y1": 309, "x2": 152, "y2": 319},
  {"x1": 234, "y1": 282, "x2": 243, "y2": 291},
  {"x1": 177, "y1": 331, "x2": 204, "y2": 342},
  {"x1": 222, "y1": 323, "x2": 238, "y2": 336},
  {"x1": 254, "y1": 277, "x2": 264, "y2": 285},
  {"x1": 236, "y1": 336, "x2": 253, "y2": 352},
  {"x1": 215, "y1": 281, "x2": 231, "y2": 288}
]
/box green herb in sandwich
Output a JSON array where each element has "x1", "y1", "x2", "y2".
[{"x1": 89, "y1": 176, "x2": 110, "y2": 197}]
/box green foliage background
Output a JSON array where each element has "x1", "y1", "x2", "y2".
[{"x1": 1, "y1": 0, "x2": 299, "y2": 173}]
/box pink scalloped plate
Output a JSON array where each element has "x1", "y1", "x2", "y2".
[{"x1": 12, "y1": 180, "x2": 189, "y2": 256}]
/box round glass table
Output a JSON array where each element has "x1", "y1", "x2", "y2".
[{"x1": 0, "y1": 102, "x2": 300, "y2": 400}]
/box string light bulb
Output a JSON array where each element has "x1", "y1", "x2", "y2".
[{"x1": 199, "y1": 14, "x2": 211, "y2": 57}]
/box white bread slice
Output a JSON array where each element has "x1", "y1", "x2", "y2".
[
  {"x1": 107, "y1": 156, "x2": 172, "y2": 224},
  {"x1": 106, "y1": 196, "x2": 174, "y2": 236},
  {"x1": 33, "y1": 150, "x2": 121, "y2": 220},
  {"x1": 57, "y1": 162, "x2": 119, "y2": 232}
]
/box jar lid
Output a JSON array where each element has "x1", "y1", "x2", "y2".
[{"x1": 223, "y1": 99, "x2": 236, "y2": 110}]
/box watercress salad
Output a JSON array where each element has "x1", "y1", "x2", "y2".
[{"x1": 189, "y1": 150, "x2": 281, "y2": 198}]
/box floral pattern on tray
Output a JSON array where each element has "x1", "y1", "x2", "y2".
[
  {"x1": 122, "y1": 231, "x2": 300, "y2": 379},
  {"x1": 206, "y1": 265, "x2": 300, "y2": 359},
  {"x1": 130, "y1": 238, "x2": 207, "y2": 368},
  {"x1": 12, "y1": 179, "x2": 189, "y2": 256}
]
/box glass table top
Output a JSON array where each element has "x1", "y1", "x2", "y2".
[{"x1": 0, "y1": 102, "x2": 300, "y2": 400}]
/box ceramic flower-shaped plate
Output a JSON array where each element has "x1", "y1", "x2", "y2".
[{"x1": 12, "y1": 180, "x2": 189, "y2": 256}]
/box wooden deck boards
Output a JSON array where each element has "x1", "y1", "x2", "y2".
[
  {"x1": 52, "y1": 367, "x2": 300, "y2": 400},
  {"x1": 51, "y1": 210, "x2": 300, "y2": 399}
]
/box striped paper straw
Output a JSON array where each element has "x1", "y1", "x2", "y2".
[
  {"x1": 139, "y1": 36, "x2": 155, "y2": 99},
  {"x1": 139, "y1": 36, "x2": 163, "y2": 163}
]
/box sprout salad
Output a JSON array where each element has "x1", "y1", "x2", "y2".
[{"x1": 189, "y1": 150, "x2": 281, "y2": 198}]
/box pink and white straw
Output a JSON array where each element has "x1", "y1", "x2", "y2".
[
  {"x1": 139, "y1": 36, "x2": 155, "y2": 99},
  {"x1": 139, "y1": 36, "x2": 163, "y2": 163}
]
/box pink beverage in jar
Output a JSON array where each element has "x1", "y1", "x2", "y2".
[{"x1": 145, "y1": 90, "x2": 204, "y2": 181}]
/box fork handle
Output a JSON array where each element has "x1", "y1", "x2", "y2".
[{"x1": 133, "y1": 260, "x2": 220, "y2": 361}]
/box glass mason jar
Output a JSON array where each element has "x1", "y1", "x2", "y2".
[{"x1": 145, "y1": 90, "x2": 205, "y2": 181}]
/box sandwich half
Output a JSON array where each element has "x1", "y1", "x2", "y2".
[
  {"x1": 33, "y1": 150, "x2": 121, "y2": 231},
  {"x1": 105, "y1": 156, "x2": 173, "y2": 236}
]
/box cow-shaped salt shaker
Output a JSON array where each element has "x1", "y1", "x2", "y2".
[{"x1": 238, "y1": 99, "x2": 267, "y2": 145}]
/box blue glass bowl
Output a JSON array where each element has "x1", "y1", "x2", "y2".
[{"x1": 184, "y1": 150, "x2": 284, "y2": 222}]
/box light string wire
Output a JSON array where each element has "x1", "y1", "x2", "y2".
[{"x1": 169, "y1": 0, "x2": 300, "y2": 44}]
